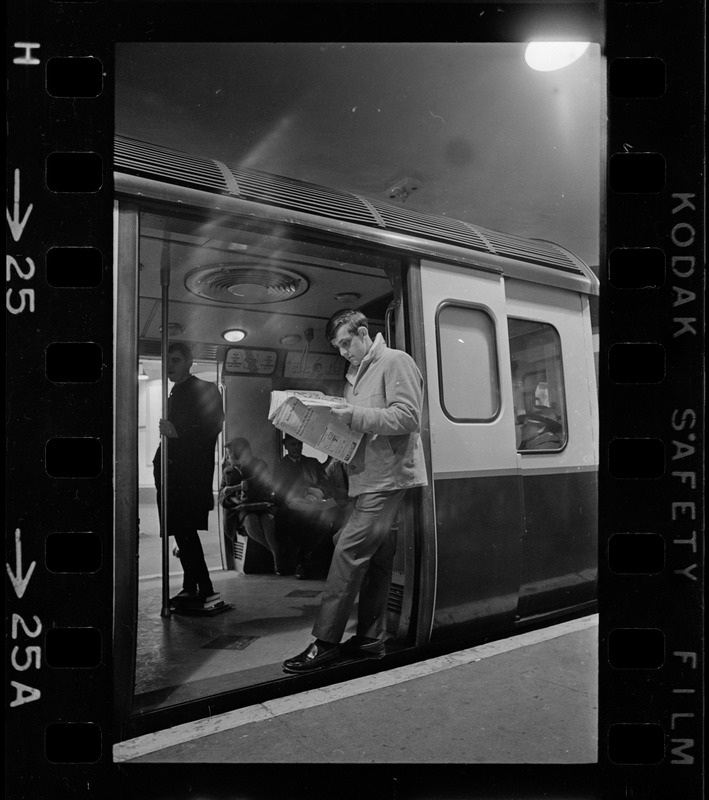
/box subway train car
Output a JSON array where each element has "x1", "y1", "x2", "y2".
[{"x1": 113, "y1": 135, "x2": 598, "y2": 742}]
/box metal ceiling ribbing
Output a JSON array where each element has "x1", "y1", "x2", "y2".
[
  {"x1": 367, "y1": 197, "x2": 491, "y2": 254},
  {"x1": 226, "y1": 164, "x2": 378, "y2": 226},
  {"x1": 114, "y1": 135, "x2": 583, "y2": 274},
  {"x1": 481, "y1": 230, "x2": 582, "y2": 273},
  {"x1": 114, "y1": 137, "x2": 227, "y2": 193}
]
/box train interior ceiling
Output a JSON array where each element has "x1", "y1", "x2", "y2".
[{"x1": 134, "y1": 209, "x2": 401, "y2": 714}]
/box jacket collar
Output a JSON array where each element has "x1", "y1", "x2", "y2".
[
  {"x1": 346, "y1": 333, "x2": 386, "y2": 385},
  {"x1": 170, "y1": 374, "x2": 196, "y2": 394}
]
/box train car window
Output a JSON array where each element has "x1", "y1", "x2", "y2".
[
  {"x1": 508, "y1": 319, "x2": 567, "y2": 452},
  {"x1": 436, "y1": 304, "x2": 500, "y2": 421}
]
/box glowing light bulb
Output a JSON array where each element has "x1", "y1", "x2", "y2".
[
  {"x1": 223, "y1": 329, "x2": 246, "y2": 343},
  {"x1": 524, "y1": 42, "x2": 590, "y2": 72}
]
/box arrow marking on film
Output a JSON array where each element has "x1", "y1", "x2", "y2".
[
  {"x1": 6, "y1": 169, "x2": 34, "y2": 242},
  {"x1": 6, "y1": 528, "x2": 36, "y2": 599}
]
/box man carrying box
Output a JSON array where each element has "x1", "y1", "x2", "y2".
[{"x1": 283, "y1": 309, "x2": 428, "y2": 672}]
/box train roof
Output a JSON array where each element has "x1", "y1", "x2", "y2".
[{"x1": 114, "y1": 135, "x2": 598, "y2": 296}]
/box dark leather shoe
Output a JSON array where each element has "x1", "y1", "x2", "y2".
[
  {"x1": 283, "y1": 641, "x2": 340, "y2": 673},
  {"x1": 340, "y1": 635, "x2": 386, "y2": 659},
  {"x1": 170, "y1": 589, "x2": 197, "y2": 603}
]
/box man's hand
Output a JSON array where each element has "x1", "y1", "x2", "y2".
[
  {"x1": 330, "y1": 403, "x2": 354, "y2": 426},
  {"x1": 304, "y1": 487, "x2": 325, "y2": 502},
  {"x1": 159, "y1": 419, "x2": 179, "y2": 438}
]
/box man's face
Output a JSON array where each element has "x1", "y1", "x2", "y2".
[
  {"x1": 166, "y1": 351, "x2": 191, "y2": 384},
  {"x1": 331, "y1": 324, "x2": 369, "y2": 367},
  {"x1": 230, "y1": 448, "x2": 249, "y2": 467},
  {"x1": 284, "y1": 438, "x2": 303, "y2": 459}
]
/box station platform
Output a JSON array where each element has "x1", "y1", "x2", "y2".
[{"x1": 115, "y1": 614, "x2": 597, "y2": 766}]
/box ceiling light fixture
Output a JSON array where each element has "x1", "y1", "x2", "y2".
[
  {"x1": 223, "y1": 329, "x2": 247, "y2": 343},
  {"x1": 334, "y1": 292, "x2": 361, "y2": 303},
  {"x1": 387, "y1": 177, "x2": 421, "y2": 202},
  {"x1": 280, "y1": 334, "x2": 302, "y2": 346},
  {"x1": 524, "y1": 42, "x2": 590, "y2": 72}
]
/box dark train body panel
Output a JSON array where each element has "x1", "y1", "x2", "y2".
[
  {"x1": 517, "y1": 469, "x2": 598, "y2": 617},
  {"x1": 431, "y1": 474, "x2": 523, "y2": 639},
  {"x1": 427, "y1": 469, "x2": 597, "y2": 640}
]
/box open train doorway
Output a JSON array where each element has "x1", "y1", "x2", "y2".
[{"x1": 116, "y1": 200, "x2": 427, "y2": 719}]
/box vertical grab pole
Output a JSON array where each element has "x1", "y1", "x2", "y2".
[{"x1": 160, "y1": 244, "x2": 172, "y2": 618}]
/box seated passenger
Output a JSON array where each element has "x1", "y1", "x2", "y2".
[
  {"x1": 219, "y1": 438, "x2": 293, "y2": 575},
  {"x1": 273, "y1": 435, "x2": 337, "y2": 579},
  {"x1": 517, "y1": 407, "x2": 564, "y2": 451}
]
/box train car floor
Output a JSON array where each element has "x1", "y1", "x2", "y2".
[
  {"x1": 117, "y1": 614, "x2": 598, "y2": 764},
  {"x1": 136, "y1": 498, "x2": 330, "y2": 704},
  {"x1": 134, "y1": 569, "x2": 336, "y2": 712}
]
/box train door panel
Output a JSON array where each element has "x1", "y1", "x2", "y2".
[
  {"x1": 383, "y1": 298, "x2": 424, "y2": 643},
  {"x1": 505, "y1": 280, "x2": 598, "y2": 618},
  {"x1": 417, "y1": 261, "x2": 524, "y2": 640}
]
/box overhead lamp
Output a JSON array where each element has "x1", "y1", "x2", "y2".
[
  {"x1": 280, "y1": 334, "x2": 302, "y2": 346},
  {"x1": 222, "y1": 329, "x2": 247, "y2": 343},
  {"x1": 334, "y1": 292, "x2": 361, "y2": 303},
  {"x1": 524, "y1": 42, "x2": 590, "y2": 72}
]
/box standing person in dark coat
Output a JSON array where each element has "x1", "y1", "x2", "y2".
[{"x1": 153, "y1": 342, "x2": 224, "y2": 601}]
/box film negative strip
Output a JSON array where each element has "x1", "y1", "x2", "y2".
[
  {"x1": 6, "y1": 4, "x2": 115, "y2": 796},
  {"x1": 602, "y1": 2, "x2": 705, "y2": 797},
  {"x1": 5, "y1": 1, "x2": 705, "y2": 798}
]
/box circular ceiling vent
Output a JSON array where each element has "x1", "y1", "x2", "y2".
[{"x1": 184, "y1": 263, "x2": 308, "y2": 305}]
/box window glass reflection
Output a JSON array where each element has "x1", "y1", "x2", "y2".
[{"x1": 508, "y1": 319, "x2": 567, "y2": 452}]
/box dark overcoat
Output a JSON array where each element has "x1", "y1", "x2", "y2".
[{"x1": 153, "y1": 375, "x2": 224, "y2": 532}]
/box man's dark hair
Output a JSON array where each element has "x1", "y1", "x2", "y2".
[
  {"x1": 325, "y1": 309, "x2": 368, "y2": 342},
  {"x1": 167, "y1": 341, "x2": 193, "y2": 362}
]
